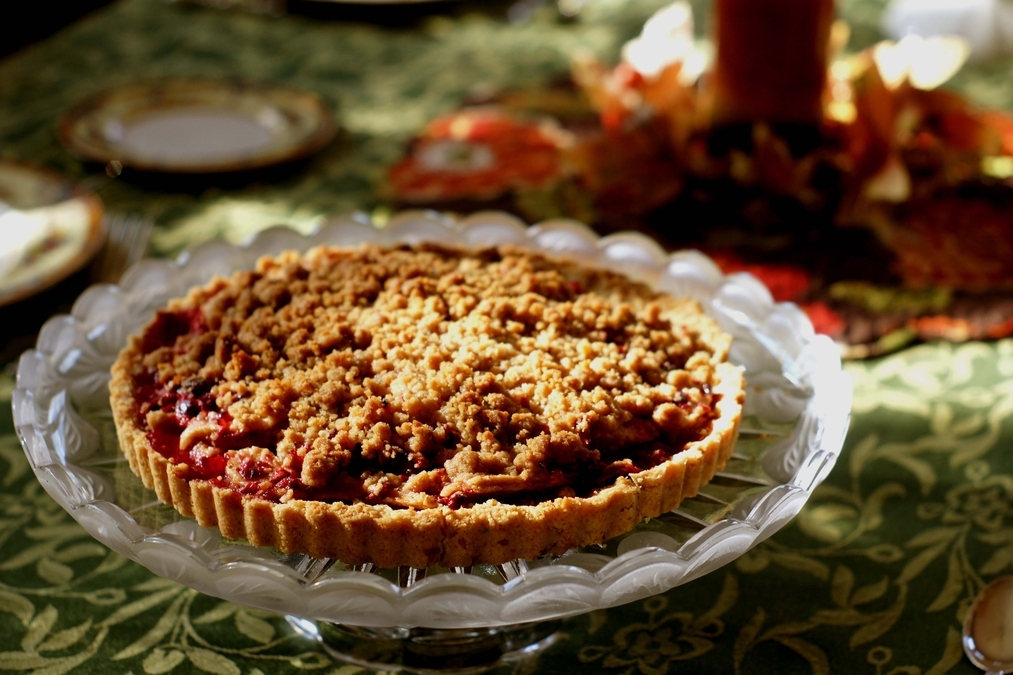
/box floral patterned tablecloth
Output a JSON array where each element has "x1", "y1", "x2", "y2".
[{"x1": 2, "y1": 1, "x2": 1013, "y2": 673}]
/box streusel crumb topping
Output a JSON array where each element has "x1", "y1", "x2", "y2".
[{"x1": 126, "y1": 245, "x2": 729, "y2": 510}]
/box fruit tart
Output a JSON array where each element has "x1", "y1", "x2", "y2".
[{"x1": 109, "y1": 244, "x2": 744, "y2": 568}]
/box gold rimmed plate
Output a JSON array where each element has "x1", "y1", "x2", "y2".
[
  {"x1": 58, "y1": 79, "x2": 337, "y2": 174},
  {"x1": 0, "y1": 160, "x2": 104, "y2": 308}
]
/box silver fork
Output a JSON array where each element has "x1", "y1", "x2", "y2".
[{"x1": 91, "y1": 214, "x2": 154, "y2": 284}]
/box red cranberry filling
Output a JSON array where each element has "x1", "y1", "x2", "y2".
[
  {"x1": 130, "y1": 289, "x2": 721, "y2": 509},
  {"x1": 140, "y1": 308, "x2": 206, "y2": 353}
]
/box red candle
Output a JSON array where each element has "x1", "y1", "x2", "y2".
[{"x1": 710, "y1": 0, "x2": 835, "y2": 127}]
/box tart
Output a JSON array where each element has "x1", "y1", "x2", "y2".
[{"x1": 109, "y1": 244, "x2": 744, "y2": 568}]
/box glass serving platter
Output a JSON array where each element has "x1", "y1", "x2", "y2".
[{"x1": 13, "y1": 210, "x2": 851, "y2": 632}]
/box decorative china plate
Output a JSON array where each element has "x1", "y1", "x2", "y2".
[
  {"x1": 13, "y1": 211, "x2": 850, "y2": 629},
  {"x1": 58, "y1": 79, "x2": 336, "y2": 174},
  {"x1": 0, "y1": 160, "x2": 104, "y2": 307}
]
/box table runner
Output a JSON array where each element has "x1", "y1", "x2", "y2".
[{"x1": 1, "y1": 0, "x2": 1012, "y2": 673}]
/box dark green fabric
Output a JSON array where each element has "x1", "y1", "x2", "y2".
[{"x1": 2, "y1": 1, "x2": 1013, "y2": 673}]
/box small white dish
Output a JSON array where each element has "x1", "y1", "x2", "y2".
[
  {"x1": 0, "y1": 160, "x2": 104, "y2": 307},
  {"x1": 58, "y1": 78, "x2": 336, "y2": 174}
]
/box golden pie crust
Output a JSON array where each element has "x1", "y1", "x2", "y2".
[{"x1": 110, "y1": 244, "x2": 744, "y2": 568}]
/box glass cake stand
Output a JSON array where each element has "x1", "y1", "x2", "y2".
[{"x1": 13, "y1": 211, "x2": 851, "y2": 672}]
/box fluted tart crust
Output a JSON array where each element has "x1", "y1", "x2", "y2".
[{"x1": 109, "y1": 244, "x2": 744, "y2": 568}]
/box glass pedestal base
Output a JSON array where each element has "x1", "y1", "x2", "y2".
[{"x1": 286, "y1": 616, "x2": 562, "y2": 674}]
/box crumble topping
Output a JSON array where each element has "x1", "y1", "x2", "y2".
[{"x1": 124, "y1": 244, "x2": 728, "y2": 510}]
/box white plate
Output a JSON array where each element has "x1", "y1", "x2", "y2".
[
  {"x1": 0, "y1": 160, "x2": 104, "y2": 307},
  {"x1": 13, "y1": 211, "x2": 851, "y2": 629},
  {"x1": 58, "y1": 79, "x2": 336, "y2": 174}
]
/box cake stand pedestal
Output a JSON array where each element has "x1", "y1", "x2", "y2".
[{"x1": 287, "y1": 617, "x2": 562, "y2": 674}]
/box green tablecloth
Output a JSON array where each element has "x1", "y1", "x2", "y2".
[{"x1": 2, "y1": 1, "x2": 1013, "y2": 673}]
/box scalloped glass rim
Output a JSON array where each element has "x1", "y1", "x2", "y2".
[{"x1": 13, "y1": 210, "x2": 851, "y2": 629}]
